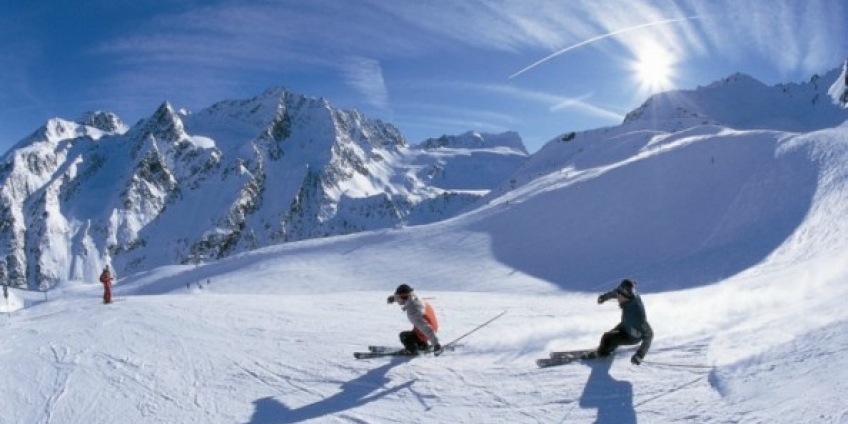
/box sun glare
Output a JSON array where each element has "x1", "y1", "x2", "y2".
[{"x1": 632, "y1": 45, "x2": 676, "y2": 95}]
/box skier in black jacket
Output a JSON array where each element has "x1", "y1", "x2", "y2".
[{"x1": 594, "y1": 279, "x2": 653, "y2": 365}]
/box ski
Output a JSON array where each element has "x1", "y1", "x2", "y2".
[
  {"x1": 537, "y1": 354, "x2": 607, "y2": 368},
  {"x1": 549, "y1": 348, "x2": 597, "y2": 361},
  {"x1": 355, "y1": 343, "x2": 465, "y2": 359},
  {"x1": 368, "y1": 345, "x2": 398, "y2": 353},
  {"x1": 354, "y1": 350, "x2": 413, "y2": 360},
  {"x1": 367, "y1": 344, "x2": 461, "y2": 354},
  {"x1": 536, "y1": 349, "x2": 600, "y2": 368},
  {"x1": 355, "y1": 346, "x2": 432, "y2": 359},
  {"x1": 537, "y1": 357, "x2": 575, "y2": 368}
]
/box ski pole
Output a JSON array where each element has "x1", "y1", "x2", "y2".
[{"x1": 443, "y1": 310, "x2": 508, "y2": 349}]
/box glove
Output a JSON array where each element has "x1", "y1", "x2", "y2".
[
  {"x1": 432, "y1": 343, "x2": 444, "y2": 356},
  {"x1": 597, "y1": 295, "x2": 605, "y2": 304},
  {"x1": 387, "y1": 295, "x2": 395, "y2": 304},
  {"x1": 630, "y1": 353, "x2": 643, "y2": 366}
]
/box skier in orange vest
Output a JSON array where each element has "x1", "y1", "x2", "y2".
[
  {"x1": 387, "y1": 284, "x2": 442, "y2": 355},
  {"x1": 99, "y1": 266, "x2": 113, "y2": 304}
]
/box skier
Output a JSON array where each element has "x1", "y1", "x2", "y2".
[
  {"x1": 386, "y1": 284, "x2": 443, "y2": 355},
  {"x1": 99, "y1": 265, "x2": 113, "y2": 304},
  {"x1": 593, "y1": 279, "x2": 653, "y2": 365}
]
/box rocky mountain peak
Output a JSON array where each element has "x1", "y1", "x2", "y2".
[
  {"x1": 77, "y1": 111, "x2": 128, "y2": 134},
  {"x1": 139, "y1": 101, "x2": 186, "y2": 142},
  {"x1": 829, "y1": 59, "x2": 848, "y2": 108}
]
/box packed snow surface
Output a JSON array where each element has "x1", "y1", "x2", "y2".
[{"x1": 3, "y1": 124, "x2": 848, "y2": 423}]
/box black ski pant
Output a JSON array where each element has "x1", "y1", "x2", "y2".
[
  {"x1": 597, "y1": 329, "x2": 640, "y2": 357},
  {"x1": 399, "y1": 330, "x2": 429, "y2": 353}
]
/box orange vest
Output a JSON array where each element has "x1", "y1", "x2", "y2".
[
  {"x1": 424, "y1": 303, "x2": 439, "y2": 332},
  {"x1": 414, "y1": 303, "x2": 439, "y2": 342}
]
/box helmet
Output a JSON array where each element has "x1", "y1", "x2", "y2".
[
  {"x1": 395, "y1": 284, "x2": 413, "y2": 295},
  {"x1": 616, "y1": 279, "x2": 635, "y2": 298}
]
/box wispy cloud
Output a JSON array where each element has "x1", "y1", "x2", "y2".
[
  {"x1": 91, "y1": 1, "x2": 845, "y2": 89},
  {"x1": 363, "y1": 1, "x2": 590, "y2": 52},
  {"x1": 89, "y1": 1, "x2": 605, "y2": 76},
  {"x1": 464, "y1": 83, "x2": 624, "y2": 122},
  {"x1": 509, "y1": 16, "x2": 702, "y2": 79},
  {"x1": 403, "y1": 102, "x2": 519, "y2": 126},
  {"x1": 505, "y1": 0, "x2": 845, "y2": 79},
  {"x1": 394, "y1": 101, "x2": 518, "y2": 140},
  {"x1": 392, "y1": 80, "x2": 623, "y2": 143},
  {"x1": 398, "y1": 114, "x2": 513, "y2": 137},
  {"x1": 94, "y1": 2, "x2": 437, "y2": 71},
  {"x1": 340, "y1": 57, "x2": 390, "y2": 111},
  {"x1": 695, "y1": 0, "x2": 846, "y2": 76},
  {"x1": 2, "y1": 0, "x2": 845, "y2": 154}
]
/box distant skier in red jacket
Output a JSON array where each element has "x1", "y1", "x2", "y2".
[{"x1": 99, "y1": 266, "x2": 113, "y2": 304}]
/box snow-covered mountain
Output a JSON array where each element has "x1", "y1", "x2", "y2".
[
  {"x1": 499, "y1": 60, "x2": 848, "y2": 195},
  {"x1": 2, "y1": 61, "x2": 846, "y2": 292},
  {"x1": 2, "y1": 62, "x2": 848, "y2": 424},
  {"x1": 624, "y1": 60, "x2": 848, "y2": 132},
  {"x1": 0, "y1": 89, "x2": 527, "y2": 289}
]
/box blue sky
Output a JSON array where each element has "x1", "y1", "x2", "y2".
[{"x1": 1, "y1": 0, "x2": 846, "y2": 154}]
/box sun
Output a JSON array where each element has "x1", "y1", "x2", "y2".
[{"x1": 631, "y1": 44, "x2": 677, "y2": 95}]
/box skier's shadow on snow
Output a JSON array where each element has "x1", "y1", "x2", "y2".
[
  {"x1": 578, "y1": 359, "x2": 637, "y2": 424},
  {"x1": 244, "y1": 357, "x2": 413, "y2": 424}
]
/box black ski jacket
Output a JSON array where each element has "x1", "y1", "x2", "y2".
[{"x1": 599, "y1": 289, "x2": 654, "y2": 358}]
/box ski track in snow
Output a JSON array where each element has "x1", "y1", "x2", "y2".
[{"x1": 6, "y1": 287, "x2": 846, "y2": 423}]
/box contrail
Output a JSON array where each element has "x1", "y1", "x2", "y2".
[{"x1": 509, "y1": 16, "x2": 701, "y2": 79}]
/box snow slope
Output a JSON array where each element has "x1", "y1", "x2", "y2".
[{"x1": 3, "y1": 122, "x2": 848, "y2": 423}]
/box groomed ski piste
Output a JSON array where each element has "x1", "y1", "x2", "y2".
[{"x1": 3, "y1": 123, "x2": 848, "y2": 423}]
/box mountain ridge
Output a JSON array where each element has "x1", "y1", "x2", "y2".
[
  {"x1": 2, "y1": 61, "x2": 846, "y2": 289},
  {"x1": 0, "y1": 88, "x2": 527, "y2": 288}
]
